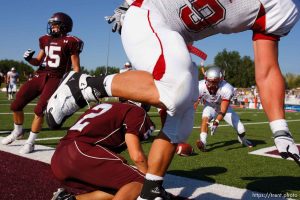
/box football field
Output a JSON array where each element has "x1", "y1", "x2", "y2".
[{"x1": 0, "y1": 92, "x2": 300, "y2": 199}]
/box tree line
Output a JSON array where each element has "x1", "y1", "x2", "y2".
[{"x1": 1, "y1": 49, "x2": 299, "y2": 89}]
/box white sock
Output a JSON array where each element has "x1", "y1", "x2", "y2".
[
  {"x1": 269, "y1": 119, "x2": 289, "y2": 134},
  {"x1": 145, "y1": 173, "x2": 164, "y2": 181},
  {"x1": 200, "y1": 132, "x2": 207, "y2": 144},
  {"x1": 26, "y1": 132, "x2": 38, "y2": 144},
  {"x1": 103, "y1": 74, "x2": 116, "y2": 97},
  {"x1": 13, "y1": 124, "x2": 23, "y2": 136}
]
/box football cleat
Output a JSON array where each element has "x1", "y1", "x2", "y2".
[
  {"x1": 45, "y1": 71, "x2": 99, "y2": 129},
  {"x1": 196, "y1": 139, "x2": 207, "y2": 152},
  {"x1": 138, "y1": 186, "x2": 174, "y2": 200},
  {"x1": 51, "y1": 188, "x2": 76, "y2": 200},
  {"x1": 19, "y1": 143, "x2": 35, "y2": 154},
  {"x1": 1, "y1": 131, "x2": 23, "y2": 145},
  {"x1": 237, "y1": 135, "x2": 253, "y2": 148}
]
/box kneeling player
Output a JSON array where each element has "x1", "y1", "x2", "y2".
[{"x1": 51, "y1": 102, "x2": 156, "y2": 200}]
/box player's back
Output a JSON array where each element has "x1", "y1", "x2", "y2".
[
  {"x1": 143, "y1": 0, "x2": 299, "y2": 42},
  {"x1": 62, "y1": 102, "x2": 149, "y2": 152}
]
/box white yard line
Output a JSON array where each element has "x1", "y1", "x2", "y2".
[{"x1": 0, "y1": 136, "x2": 289, "y2": 200}]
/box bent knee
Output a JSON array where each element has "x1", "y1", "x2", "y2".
[
  {"x1": 34, "y1": 106, "x2": 45, "y2": 117},
  {"x1": 10, "y1": 101, "x2": 24, "y2": 112}
]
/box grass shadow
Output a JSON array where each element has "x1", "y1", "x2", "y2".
[{"x1": 242, "y1": 176, "x2": 300, "y2": 195}]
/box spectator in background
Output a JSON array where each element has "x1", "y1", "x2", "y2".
[{"x1": 119, "y1": 61, "x2": 132, "y2": 73}]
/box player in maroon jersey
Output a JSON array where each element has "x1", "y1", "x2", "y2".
[
  {"x1": 51, "y1": 102, "x2": 155, "y2": 200},
  {"x1": 1, "y1": 12, "x2": 83, "y2": 154}
]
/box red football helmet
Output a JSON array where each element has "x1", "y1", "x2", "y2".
[
  {"x1": 47, "y1": 12, "x2": 73, "y2": 37},
  {"x1": 205, "y1": 66, "x2": 224, "y2": 95}
]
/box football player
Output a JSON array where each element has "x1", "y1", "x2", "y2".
[
  {"x1": 6, "y1": 67, "x2": 19, "y2": 100},
  {"x1": 47, "y1": 0, "x2": 300, "y2": 199},
  {"x1": 119, "y1": 61, "x2": 133, "y2": 73},
  {"x1": 51, "y1": 102, "x2": 155, "y2": 200},
  {"x1": 1, "y1": 12, "x2": 83, "y2": 154},
  {"x1": 194, "y1": 67, "x2": 253, "y2": 151}
]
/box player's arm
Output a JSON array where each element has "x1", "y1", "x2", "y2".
[
  {"x1": 25, "y1": 50, "x2": 45, "y2": 66},
  {"x1": 215, "y1": 99, "x2": 230, "y2": 122},
  {"x1": 194, "y1": 97, "x2": 201, "y2": 110},
  {"x1": 71, "y1": 54, "x2": 81, "y2": 72},
  {"x1": 125, "y1": 133, "x2": 148, "y2": 174}
]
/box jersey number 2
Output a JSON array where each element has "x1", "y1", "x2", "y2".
[
  {"x1": 70, "y1": 104, "x2": 113, "y2": 132},
  {"x1": 179, "y1": 0, "x2": 225, "y2": 32}
]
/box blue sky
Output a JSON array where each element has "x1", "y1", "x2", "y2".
[{"x1": 0, "y1": 0, "x2": 299, "y2": 74}]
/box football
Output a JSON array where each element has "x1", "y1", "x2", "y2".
[{"x1": 176, "y1": 143, "x2": 194, "y2": 156}]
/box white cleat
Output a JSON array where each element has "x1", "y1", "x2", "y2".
[
  {"x1": 45, "y1": 71, "x2": 98, "y2": 129},
  {"x1": 238, "y1": 135, "x2": 253, "y2": 148},
  {"x1": 1, "y1": 133, "x2": 19, "y2": 145},
  {"x1": 19, "y1": 143, "x2": 35, "y2": 154}
]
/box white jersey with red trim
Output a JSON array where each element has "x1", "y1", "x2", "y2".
[
  {"x1": 198, "y1": 79, "x2": 234, "y2": 109},
  {"x1": 7, "y1": 71, "x2": 19, "y2": 84},
  {"x1": 134, "y1": 0, "x2": 300, "y2": 42}
]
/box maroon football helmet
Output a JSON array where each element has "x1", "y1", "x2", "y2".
[{"x1": 47, "y1": 12, "x2": 73, "y2": 37}]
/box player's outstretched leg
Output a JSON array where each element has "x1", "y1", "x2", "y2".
[{"x1": 46, "y1": 71, "x2": 107, "y2": 129}]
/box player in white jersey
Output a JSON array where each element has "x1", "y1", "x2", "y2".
[
  {"x1": 194, "y1": 67, "x2": 253, "y2": 152},
  {"x1": 6, "y1": 67, "x2": 19, "y2": 100},
  {"x1": 46, "y1": 0, "x2": 300, "y2": 199}
]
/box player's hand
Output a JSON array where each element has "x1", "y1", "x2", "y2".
[
  {"x1": 274, "y1": 131, "x2": 300, "y2": 167},
  {"x1": 208, "y1": 119, "x2": 219, "y2": 135},
  {"x1": 23, "y1": 49, "x2": 35, "y2": 62},
  {"x1": 105, "y1": 1, "x2": 129, "y2": 34}
]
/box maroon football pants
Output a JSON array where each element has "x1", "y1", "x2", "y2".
[
  {"x1": 11, "y1": 73, "x2": 61, "y2": 116},
  {"x1": 51, "y1": 140, "x2": 145, "y2": 192}
]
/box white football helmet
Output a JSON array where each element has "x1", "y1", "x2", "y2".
[
  {"x1": 124, "y1": 61, "x2": 132, "y2": 68},
  {"x1": 205, "y1": 66, "x2": 224, "y2": 94}
]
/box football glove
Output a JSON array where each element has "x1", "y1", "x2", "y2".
[
  {"x1": 208, "y1": 119, "x2": 219, "y2": 135},
  {"x1": 274, "y1": 130, "x2": 300, "y2": 167},
  {"x1": 105, "y1": 1, "x2": 129, "y2": 34},
  {"x1": 23, "y1": 49, "x2": 35, "y2": 62}
]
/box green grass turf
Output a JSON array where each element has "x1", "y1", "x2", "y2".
[{"x1": 0, "y1": 91, "x2": 300, "y2": 197}]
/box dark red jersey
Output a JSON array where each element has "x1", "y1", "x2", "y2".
[
  {"x1": 62, "y1": 102, "x2": 154, "y2": 153},
  {"x1": 39, "y1": 34, "x2": 83, "y2": 77}
]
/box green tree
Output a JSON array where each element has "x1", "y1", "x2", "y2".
[
  {"x1": 285, "y1": 73, "x2": 300, "y2": 89},
  {"x1": 214, "y1": 49, "x2": 255, "y2": 88},
  {"x1": 89, "y1": 66, "x2": 120, "y2": 76}
]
